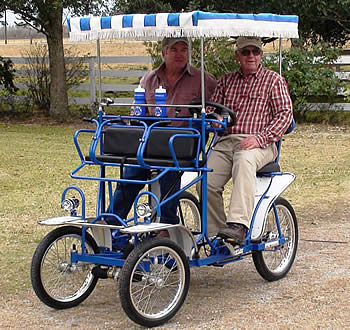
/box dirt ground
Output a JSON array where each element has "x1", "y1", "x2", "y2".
[{"x1": 0, "y1": 200, "x2": 349, "y2": 329}]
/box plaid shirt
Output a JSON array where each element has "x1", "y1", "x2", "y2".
[{"x1": 210, "y1": 65, "x2": 293, "y2": 148}]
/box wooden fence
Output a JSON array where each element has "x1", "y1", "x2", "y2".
[
  {"x1": 7, "y1": 55, "x2": 350, "y2": 110},
  {"x1": 10, "y1": 55, "x2": 152, "y2": 105}
]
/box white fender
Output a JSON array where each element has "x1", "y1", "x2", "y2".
[
  {"x1": 167, "y1": 226, "x2": 197, "y2": 258},
  {"x1": 181, "y1": 172, "x2": 199, "y2": 188},
  {"x1": 120, "y1": 223, "x2": 197, "y2": 258},
  {"x1": 90, "y1": 223, "x2": 113, "y2": 250},
  {"x1": 251, "y1": 173, "x2": 295, "y2": 240},
  {"x1": 149, "y1": 172, "x2": 198, "y2": 222}
]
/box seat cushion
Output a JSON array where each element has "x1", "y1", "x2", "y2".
[
  {"x1": 88, "y1": 126, "x2": 199, "y2": 166},
  {"x1": 257, "y1": 162, "x2": 281, "y2": 175}
]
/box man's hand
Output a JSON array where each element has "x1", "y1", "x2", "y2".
[
  {"x1": 211, "y1": 113, "x2": 223, "y2": 128},
  {"x1": 240, "y1": 136, "x2": 259, "y2": 150}
]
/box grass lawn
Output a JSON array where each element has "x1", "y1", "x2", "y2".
[{"x1": 0, "y1": 122, "x2": 350, "y2": 297}]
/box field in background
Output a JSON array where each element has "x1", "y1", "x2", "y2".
[
  {"x1": 0, "y1": 38, "x2": 149, "y2": 58},
  {"x1": 0, "y1": 37, "x2": 289, "y2": 58}
]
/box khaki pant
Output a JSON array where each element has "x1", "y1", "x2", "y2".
[{"x1": 200, "y1": 134, "x2": 277, "y2": 236}]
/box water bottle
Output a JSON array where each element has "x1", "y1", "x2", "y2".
[
  {"x1": 133, "y1": 85, "x2": 146, "y2": 116},
  {"x1": 154, "y1": 85, "x2": 167, "y2": 117}
]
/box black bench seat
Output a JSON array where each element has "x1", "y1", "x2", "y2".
[{"x1": 86, "y1": 126, "x2": 200, "y2": 168}]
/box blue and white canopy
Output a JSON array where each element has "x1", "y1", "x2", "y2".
[{"x1": 68, "y1": 11, "x2": 298, "y2": 41}]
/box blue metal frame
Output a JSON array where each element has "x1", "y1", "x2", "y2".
[{"x1": 60, "y1": 109, "x2": 292, "y2": 270}]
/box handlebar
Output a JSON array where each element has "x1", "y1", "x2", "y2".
[{"x1": 190, "y1": 100, "x2": 236, "y2": 127}]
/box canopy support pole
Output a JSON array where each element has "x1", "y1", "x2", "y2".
[
  {"x1": 97, "y1": 39, "x2": 102, "y2": 102},
  {"x1": 279, "y1": 37, "x2": 283, "y2": 75},
  {"x1": 200, "y1": 38, "x2": 205, "y2": 109}
]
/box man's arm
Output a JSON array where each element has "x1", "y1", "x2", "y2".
[{"x1": 255, "y1": 77, "x2": 293, "y2": 148}]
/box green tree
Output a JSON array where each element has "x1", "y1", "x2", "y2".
[
  {"x1": 245, "y1": 0, "x2": 350, "y2": 47},
  {"x1": 1, "y1": 1, "x2": 107, "y2": 120},
  {"x1": 117, "y1": 0, "x2": 350, "y2": 47},
  {"x1": 114, "y1": 0, "x2": 189, "y2": 14}
]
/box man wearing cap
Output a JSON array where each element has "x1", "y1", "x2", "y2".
[
  {"x1": 139, "y1": 37, "x2": 216, "y2": 121},
  {"x1": 204, "y1": 36, "x2": 293, "y2": 244},
  {"x1": 108, "y1": 37, "x2": 216, "y2": 231}
]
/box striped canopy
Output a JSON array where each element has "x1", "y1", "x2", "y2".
[{"x1": 68, "y1": 11, "x2": 299, "y2": 41}]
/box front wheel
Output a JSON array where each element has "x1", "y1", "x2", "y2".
[
  {"x1": 119, "y1": 238, "x2": 190, "y2": 327},
  {"x1": 252, "y1": 197, "x2": 298, "y2": 281},
  {"x1": 31, "y1": 226, "x2": 99, "y2": 309}
]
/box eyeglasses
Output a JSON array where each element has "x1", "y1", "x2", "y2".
[{"x1": 240, "y1": 48, "x2": 262, "y2": 56}]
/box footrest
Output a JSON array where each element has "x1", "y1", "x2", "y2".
[{"x1": 120, "y1": 223, "x2": 177, "y2": 234}]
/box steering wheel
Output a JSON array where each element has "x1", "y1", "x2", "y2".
[{"x1": 190, "y1": 100, "x2": 236, "y2": 127}]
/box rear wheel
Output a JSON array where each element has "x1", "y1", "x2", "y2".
[
  {"x1": 119, "y1": 237, "x2": 190, "y2": 327},
  {"x1": 31, "y1": 226, "x2": 99, "y2": 309},
  {"x1": 252, "y1": 197, "x2": 298, "y2": 281},
  {"x1": 177, "y1": 191, "x2": 201, "y2": 233}
]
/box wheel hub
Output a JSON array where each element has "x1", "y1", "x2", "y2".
[{"x1": 58, "y1": 262, "x2": 70, "y2": 272}]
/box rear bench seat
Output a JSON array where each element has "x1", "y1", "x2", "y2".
[{"x1": 87, "y1": 126, "x2": 199, "y2": 167}]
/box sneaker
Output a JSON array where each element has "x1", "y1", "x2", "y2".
[{"x1": 217, "y1": 223, "x2": 246, "y2": 246}]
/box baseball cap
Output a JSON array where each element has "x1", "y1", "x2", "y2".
[
  {"x1": 162, "y1": 37, "x2": 189, "y2": 50},
  {"x1": 236, "y1": 36, "x2": 262, "y2": 50}
]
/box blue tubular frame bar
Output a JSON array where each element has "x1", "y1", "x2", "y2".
[
  {"x1": 69, "y1": 112, "x2": 228, "y2": 245},
  {"x1": 61, "y1": 186, "x2": 86, "y2": 219},
  {"x1": 66, "y1": 109, "x2": 265, "y2": 269},
  {"x1": 73, "y1": 128, "x2": 96, "y2": 162},
  {"x1": 71, "y1": 251, "x2": 126, "y2": 267},
  {"x1": 246, "y1": 172, "x2": 289, "y2": 249},
  {"x1": 133, "y1": 191, "x2": 161, "y2": 223},
  {"x1": 246, "y1": 174, "x2": 275, "y2": 243},
  {"x1": 272, "y1": 202, "x2": 283, "y2": 238}
]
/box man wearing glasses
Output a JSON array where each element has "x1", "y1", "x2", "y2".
[{"x1": 205, "y1": 36, "x2": 293, "y2": 244}]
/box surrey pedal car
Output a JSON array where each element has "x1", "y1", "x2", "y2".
[{"x1": 31, "y1": 11, "x2": 299, "y2": 327}]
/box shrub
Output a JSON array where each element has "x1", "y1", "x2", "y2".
[
  {"x1": 21, "y1": 44, "x2": 51, "y2": 113},
  {"x1": 263, "y1": 43, "x2": 343, "y2": 116},
  {"x1": 0, "y1": 56, "x2": 20, "y2": 115},
  {"x1": 21, "y1": 43, "x2": 89, "y2": 115},
  {"x1": 0, "y1": 57, "x2": 17, "y2": 94}
]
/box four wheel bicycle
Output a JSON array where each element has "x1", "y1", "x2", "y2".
[{"x1": 31, "y1": 10, "x2": 299, "y2": 328}]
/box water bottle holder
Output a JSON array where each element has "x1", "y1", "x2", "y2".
[
  {"x1": 154, "y1": 107, "x2": 164, "y2": 117},
  {"x1": 134, "y1": 106, "x2": 143, "y2": 116}
]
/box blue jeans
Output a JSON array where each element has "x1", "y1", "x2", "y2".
[{"x1": 108, "y1": 166, "x2": 180, "y2": 225}]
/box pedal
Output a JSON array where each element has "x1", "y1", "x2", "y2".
[
  {"x1": 224, "y1": 237, "x2": 240, "y2": 245},
  {"x1": 223, "y1": 241, "x2": 236, "y2": 255},
  {"x1": 223, "y1": 241, "x2": 244, "y2": 257}
]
